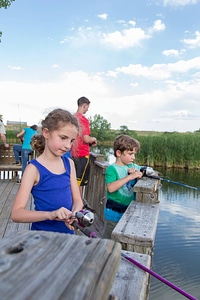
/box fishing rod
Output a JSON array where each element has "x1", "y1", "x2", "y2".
[
  {"x1": 75, "y1": 208, "x2": 197, "y2": 300},
  {"x1": 140, "y1": 166, "x2": 200, "y2": 191},
  {"x1": 121, "y1": 253, "x2": 197, "y2": 300}
]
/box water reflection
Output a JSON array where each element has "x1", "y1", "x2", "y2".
[
  {"x1": 149, "y1": 169, "x2": 200, "y2": 300},
  {"x1": 91, "y1": 147, "x2": 200, "y2": 300}
]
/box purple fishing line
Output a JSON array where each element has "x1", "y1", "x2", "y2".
[{"x1": 121, "y1": 253, "x2": 197, "y2": 300}]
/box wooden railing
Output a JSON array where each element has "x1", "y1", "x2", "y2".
[{"x1": 0, "y1": 144, "x2": 21, "y2": 180}]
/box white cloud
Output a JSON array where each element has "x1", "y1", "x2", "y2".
[
  {"x1": 162, "y1": 49, "x2": 180, "y2": 56},
  {"x1": 149, "y1": 19, "x2": 166, "y2": 33},
  {"x1": 101, "y1": 27, "x2": 150, "y2": 49},
  {"x1": 163, "y1": 0, "x2": 199, "y2": 6},
  {"x1": 106, "y1": 71, "x2": 118, "y2": 78},
  {"x1": 115, "y1": 57, "x2": 200, "y2": 80},
  {"x1": 1, "y1": 68, "x2": 200, "y2": 132},
  {"x1": 59, "y1": 37, "x2": 69, "y2": 44},
  {"x1": 7, "y1": 65, "x2": 23, "y2": 71},
  {"x1": 130, "y1": 82, "x2": 139, "y2": 88},
  {"x1": 1, "y1": 71, "x2": 110, "y2": 126},
  {"x1": 97, "y1": 13, "x2": 108, "y2": 20},
  {"x1": 59, "y1": 19, "x2": 165, "y2": 50},
  {"x1": 51, "y1": 64, "x2": 59, "y2": 68},
  {"x1": 128, "y1": 20, "x2": 136, "y2": 26},
  {"x1": 182, "y1": 31, "x2": 200, "y2": 48}
]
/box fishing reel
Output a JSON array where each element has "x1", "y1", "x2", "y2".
[
  {"x1": 140, "y1": 166, "x2": 161, "y2": 180},
  {"x1": 140, "y1": 166, "x2": 154, "y2": 176},
  {"x1": 73, "y1": 209, "x2": 97, "y2": 238},
  {"x1": 75, "y1": 209, "x2": 94, "y2": 228}
]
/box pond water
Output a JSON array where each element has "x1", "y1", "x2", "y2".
[
  {"x1": 149, "y1": 168, "x2": 200, "y2": 300},
  {"x1": 91, "y1": 146, "x2": 200, "y2": 300}
]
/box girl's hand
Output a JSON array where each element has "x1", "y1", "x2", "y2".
[
  {"x1": 64, "y1": 212, "x2": 79, "y2": 230},
  {"x1": 65, "y1": 218, "x2": 76, "y2": 231},
  {"x1": 50, "y1": 207, "x2": 72, "y2": 221},
  {"x1": 50, "y1": 207, "x2": 76, "y2": 231}
]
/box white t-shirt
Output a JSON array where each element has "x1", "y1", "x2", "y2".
[{"x1": 0, "y1": 121, "x2": 6, "y2": 134}]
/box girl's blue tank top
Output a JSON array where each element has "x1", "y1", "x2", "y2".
[{"x1": 30, "y1": 156, "x2": 74, "y2": 234}]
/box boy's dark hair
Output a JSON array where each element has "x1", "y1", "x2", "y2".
[
  {"x1": 113, "y1": 134, "x2": 140, "y2": 157},
  {"x1": 77, "y1": 96, "x2": 90, "y2": 106}
]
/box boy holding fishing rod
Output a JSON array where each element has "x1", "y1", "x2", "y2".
[{"x1": 103, "y1": 134, "x2": 143, "y2": 239}]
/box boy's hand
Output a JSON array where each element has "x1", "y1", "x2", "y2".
[{"x1": 128, "y1": 168, "x2": 143, "y2": 179}]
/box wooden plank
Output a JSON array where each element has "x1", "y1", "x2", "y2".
[
  {"x1": 110, "y1": 250, "x2": 151, "y2": 300},
  {"x1": 111, "y1": 201, "x2": 160, "y2": 255},
  {"x1": 0, "y1": 180, "x2": 17, "y2": 237},
  {"x1": 0, "y1": 231, "x2": 121, "y2": 300},
  {"x1": 0, "y1": 180, "x2": 32, "y2": 238},
  {"x1": 0, "y1": 164, "x2": 21, "y2": 171},
  {"x1": 134, "y1": 177, "x2": 159, "y2": 193}
]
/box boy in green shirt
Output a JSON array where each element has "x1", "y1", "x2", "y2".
[{"x1": 103, "y1": 134, "x2": 143, "y2": 239}]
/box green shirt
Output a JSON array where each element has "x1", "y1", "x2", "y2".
[{"x1": 105, "y1": 162, "x2": 140, "y2": 207}]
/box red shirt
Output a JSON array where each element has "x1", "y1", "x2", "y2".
[{"x1": 71, "y1": 112, "x2": 90, "y2": 157}]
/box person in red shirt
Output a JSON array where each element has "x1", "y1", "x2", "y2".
[{"x1": 71, "y1": 97, "x2": 97, "y2": 197}]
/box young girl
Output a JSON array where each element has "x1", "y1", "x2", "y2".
[{"x1": 11, "y1": 108, "x2": 83, "y2": 234}]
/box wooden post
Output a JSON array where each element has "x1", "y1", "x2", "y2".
[
  {"x1": 84, "y1": 153, "x2": 109, "y2": 222},
  {"x1": 134, "y1": 176, "x2": 161, "y2": 204}
]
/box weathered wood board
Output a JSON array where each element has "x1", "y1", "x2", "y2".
[
  {"x1": 110, "y1": 250, "x2": 151, "y2": 300},
  {"x1": 0, "y1": 231, "x2": 121, "y2": 300},
  {"x1": 112, "y1": 201, "x2": 160, "y2": 255},
  {"x1": 0, "y1": 180, "x2": 32, "y2": 238},
  {"x1": 134, "y1": 176, "x2": 161, "y2": 204}
]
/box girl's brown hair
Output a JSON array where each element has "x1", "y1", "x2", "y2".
[{"x1": 31, "y1": 108, "x2": 79, "y2": 155}]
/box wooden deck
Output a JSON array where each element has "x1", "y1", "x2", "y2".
[{"x1": 0, "y1": 179, "x2": 32, "y2": 238}]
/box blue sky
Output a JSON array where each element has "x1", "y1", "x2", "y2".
[{"x1": 1, "y1": 0, "x2": 200, "y2": 132}]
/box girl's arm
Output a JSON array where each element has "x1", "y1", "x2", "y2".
[
  {"x1": 11, "y1": 164, "x2": 50, "y2": 222},
  {"x1": 69, "y1": 158, "x2": 83, "y2": 215},
  {"x1": 11, "y1": 164, "x2": 72, "y2": 223}
]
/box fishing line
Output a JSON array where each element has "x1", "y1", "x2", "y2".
[
  {"x1": 141, "y1": 167, "x2": 200, "y2": 191},
  {"x1": 146, "y1": 175, "x2": 200, "y2": 191},
  {"x1": 160, "y1": 177, "x2": 200, "y2": 191}
]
